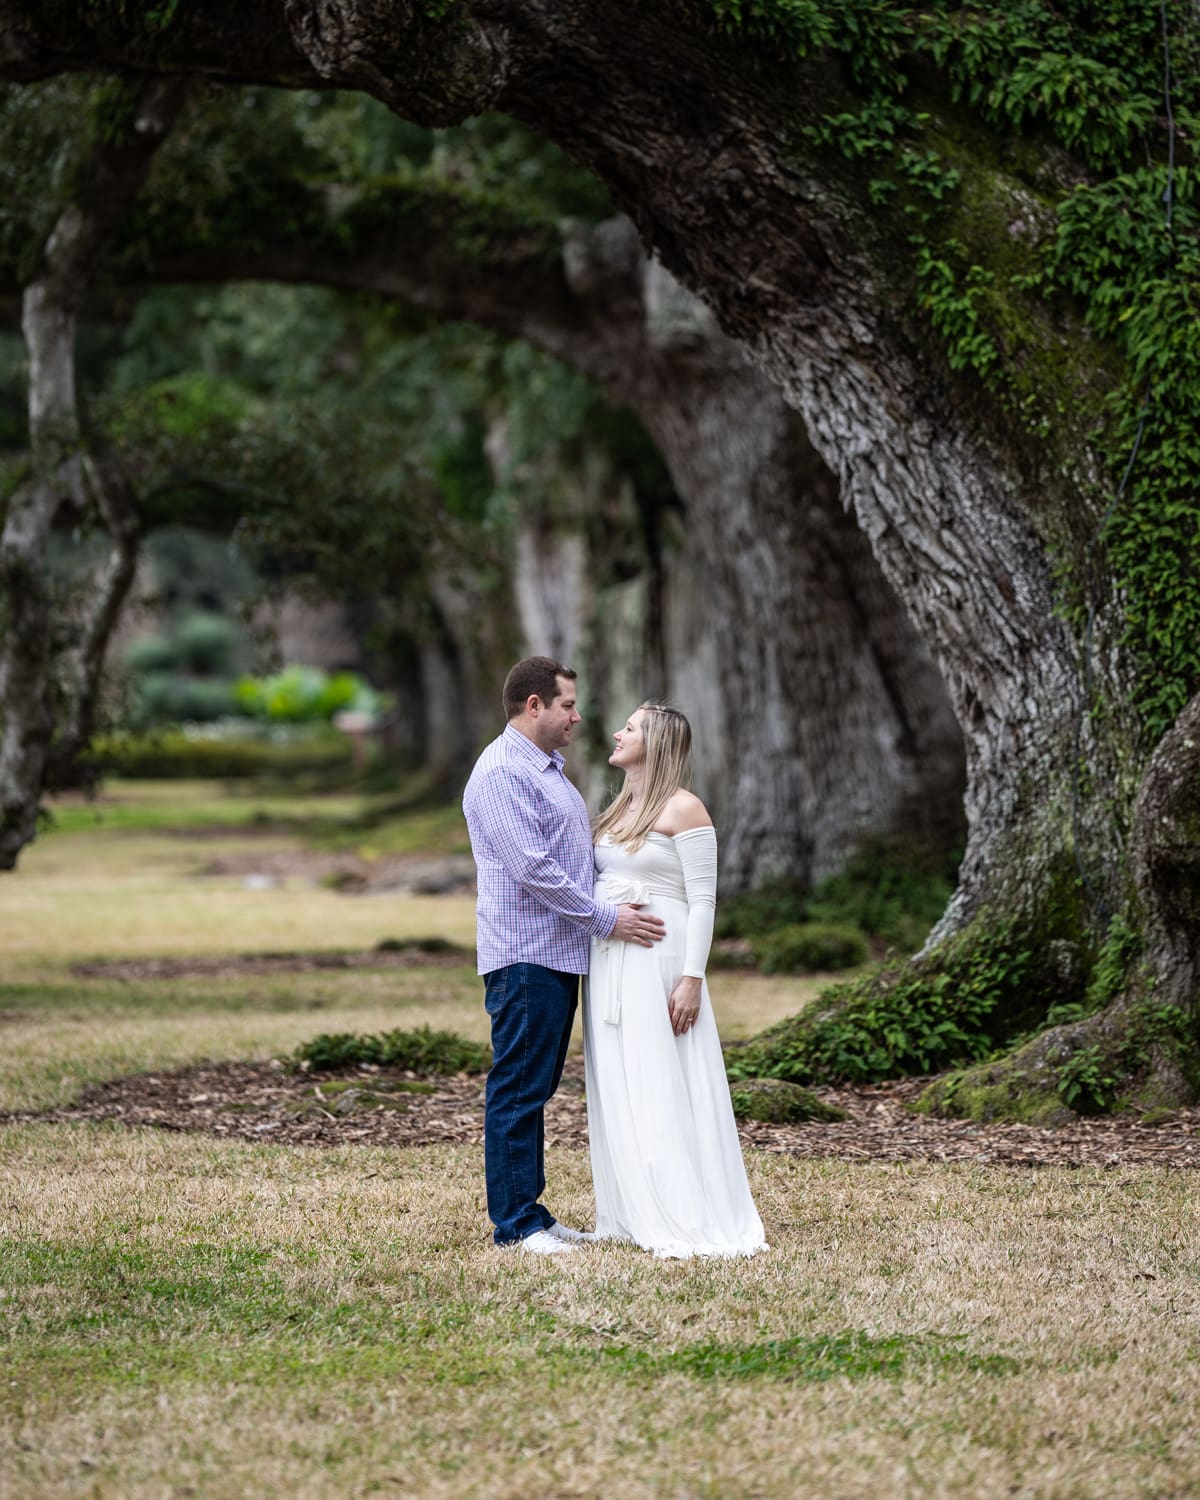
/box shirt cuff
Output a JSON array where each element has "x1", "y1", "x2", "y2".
[{"x1": 586, "y1": 899, "x2": 619, "y2": 940}]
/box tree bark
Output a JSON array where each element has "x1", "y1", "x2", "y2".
[
  {"x1": 1131, "y1": 687, "x2": 1200, "y2": 1014},
  {"x1": 46, "y1": 452, "x2": 142, "y2": 784},
  {"x1": 0, "y1": 77, "x2": 187, "y2": 867}
]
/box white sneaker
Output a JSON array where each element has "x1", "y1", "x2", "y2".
[
  {"x1": 546, "y1": 1221, "x2": 597, "y2": 1244},
  {"x1": 520, "y1": 1229, "x2": 574, "y2": 1256}
]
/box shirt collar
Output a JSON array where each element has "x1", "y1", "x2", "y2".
[{"x1": 503, "y1": 722, "x2": 564, "y2": 771}]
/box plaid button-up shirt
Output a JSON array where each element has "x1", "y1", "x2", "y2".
[{"x1": 463, "y1": 724, "x2": 618, "y2": 976}]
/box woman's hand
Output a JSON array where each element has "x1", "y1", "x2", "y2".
[{"x1": 668, "y1": 976, "x2": 702, "y2": 1036}]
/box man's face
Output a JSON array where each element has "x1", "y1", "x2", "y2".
[{"x1": 532, "y1": 675, "x2": 582, "y2": 753}]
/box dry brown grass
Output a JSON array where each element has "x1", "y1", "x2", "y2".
[
  {"x1": 3, "y1": 1127, "x2": 1199, "y2": 1499},
  {"x1": 4, "y1": 783, "x2": 1198, "y2": 1497},
  {"x1": 0, "y1": 829, "x2": 479, "y2": 960}
]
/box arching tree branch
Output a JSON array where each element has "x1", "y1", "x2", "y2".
[
  {"x1": 14, "y1": 166, "x2": 963, "y2": 888},
  {"x1": 0, "y1": 76, "x2": 188, "y2": 868}
]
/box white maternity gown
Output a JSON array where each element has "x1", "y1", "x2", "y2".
[{"x1": 583, "y1": 827, "x2": 767, "y2": 1258}]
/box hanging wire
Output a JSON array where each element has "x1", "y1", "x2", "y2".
[{"x1": 1069, "y1": 0, "x2": 1179, "y2": 921}]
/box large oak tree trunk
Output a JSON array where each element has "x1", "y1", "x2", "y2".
[{"x1": 0, "y1": 1, "x2": 1063, "y2": 914}]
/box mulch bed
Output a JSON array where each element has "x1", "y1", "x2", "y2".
[
  {"x1": 8, "y1": 1057, "x2": 1200, "y2": 1168},
  {"x1": 71, "y1": 947, "x2": 473, "y2": 982}
]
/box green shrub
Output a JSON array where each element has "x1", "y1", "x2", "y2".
[
  {"x1": 804, "y1": 844, "x2": 959, "y2": 952},
  {"x1": 233, "y1": 666, "x2": 384, "y2": 725},
  {"x1": 727, "y1": 1077, "x2": 846, "y2": 1124},
  {"x1": 715, "y1": 845, "x2": 958, "y2": 953},
  {"x1": 727, "y1": 925, "x2": 1043, "y2": 1086},
  {"x1": 172, "y1": 678, "x2": 239, "y2": 723},
  {"x1": 751, "y1": 922, "x2": 868, "y2": 974},
  {"x1": 714, "y1": 879, "x2": 808, "y2": 939},
  {"x1": 173, "y1": 610, "x2": 241, "y2": 675},
  {"x1": 92, "y1": 729, "x2": 356, "y2": 780},
  {"x1": 707, "y1": 943, "x2": 756, "y2": 971},
  {"x1": 293, "y1": 1025, "x2": 491, "y2": 1075},
  {"x1": 1056, "y1": 1046, "x2": 1120, "y2": 1115},
  {"x1": 130, "y1": 672, "x2": 184, "y2": 725},
  {"x1": 123, "y1": 633, "x2": 180, "y2": 674}
]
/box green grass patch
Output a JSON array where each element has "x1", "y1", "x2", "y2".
[
  {"x1": 40, "y1": 778, "x2": 469, "y2": 859},
  {"x1": 0, "y1": 1238, "x2": 1017, "y2": 1397},
  {"x1": 41, "y1": 779, "x2": 384, "y2": 837},
  {"x1": 0, "y1": 966, "x2": 479, "y2": 1020},
  {"x1": 610, "y1": 1330, "x2": 1021, "y2": 1383},
  {"x1": 751, "y1": 922, "x2": 868, "y2": 974}
]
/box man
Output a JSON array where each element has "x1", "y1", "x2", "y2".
[{"x1": 463, "y1": 656, "x2": 665, "y2": 1256}]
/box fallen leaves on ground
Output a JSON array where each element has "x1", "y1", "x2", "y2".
[{"x1": 8, "y1": 1058, "x2": 1200, "y2": 1169}]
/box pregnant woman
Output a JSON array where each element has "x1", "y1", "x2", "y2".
[{"x1": 584, "y1": 702, "x2": 767, "y2": 1259}]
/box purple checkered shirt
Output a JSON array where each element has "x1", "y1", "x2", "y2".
[{"x1": 463, "y1": 724, "x2": 618, "y2": 976}]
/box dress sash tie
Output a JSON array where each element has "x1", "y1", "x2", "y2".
[{"x1": 593, "y1": 871, "x2": 685, "y2": 1025}]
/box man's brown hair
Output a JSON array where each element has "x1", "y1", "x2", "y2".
[{"x1": 503, "y1": 656, "x2": 576, "y2": 720}]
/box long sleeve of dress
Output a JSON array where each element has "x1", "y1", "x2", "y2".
[{"x1": 674, "y1": 826, "x2": 717, "y2": 979}]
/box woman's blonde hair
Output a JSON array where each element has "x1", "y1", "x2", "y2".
[{"x1": 592, "y1": 702, "x2": 693, "y2": 851}]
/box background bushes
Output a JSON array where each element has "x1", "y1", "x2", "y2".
[
  {"x1": 751, "y1": 922, "x2": 868, "y2": 974},
  {"x1": 92, "y1": 728, "x2": 356, "y2": 780},
  {"x1": 714, "y1": 842, "x2": 959, "y2": 974}
]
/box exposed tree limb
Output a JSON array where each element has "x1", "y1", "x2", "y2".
[
  {"x1": 1132, "y1": 686, "x2": 1200, "y2": 1012},
  {"x1": 33, "y1": 173, "x2": 963, "y2": 887},
  {"x1": 0, "y1": 76, "x2": 187, "y2": 868}
]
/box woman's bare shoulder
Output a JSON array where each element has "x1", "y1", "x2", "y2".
[{"x1": 654, "y1": 789, "x2": 713, "y2": 835}]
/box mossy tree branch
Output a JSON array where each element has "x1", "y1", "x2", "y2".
[
  {"x1": 0, "y1": 75, "x2": 187, "y2": 868},
  {"x1": 0, "y1": 159, "x2": 964, "y2": 887}
]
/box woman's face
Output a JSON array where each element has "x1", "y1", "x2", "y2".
[{"x1": 610, "y1": 708, "x2": 648, "y2": 770}]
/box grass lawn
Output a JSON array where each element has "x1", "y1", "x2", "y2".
[{"x1": 2, "y1": 781, "x2": 1199, "y2": 1498}]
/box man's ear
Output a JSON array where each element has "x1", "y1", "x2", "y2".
[{"x1": 526, "y1": 694, "x2": 543, "y2": 717}]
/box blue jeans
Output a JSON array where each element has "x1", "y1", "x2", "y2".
[{"x1": 483, "y1": 963, "x2": 579, "y2": 1245}]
